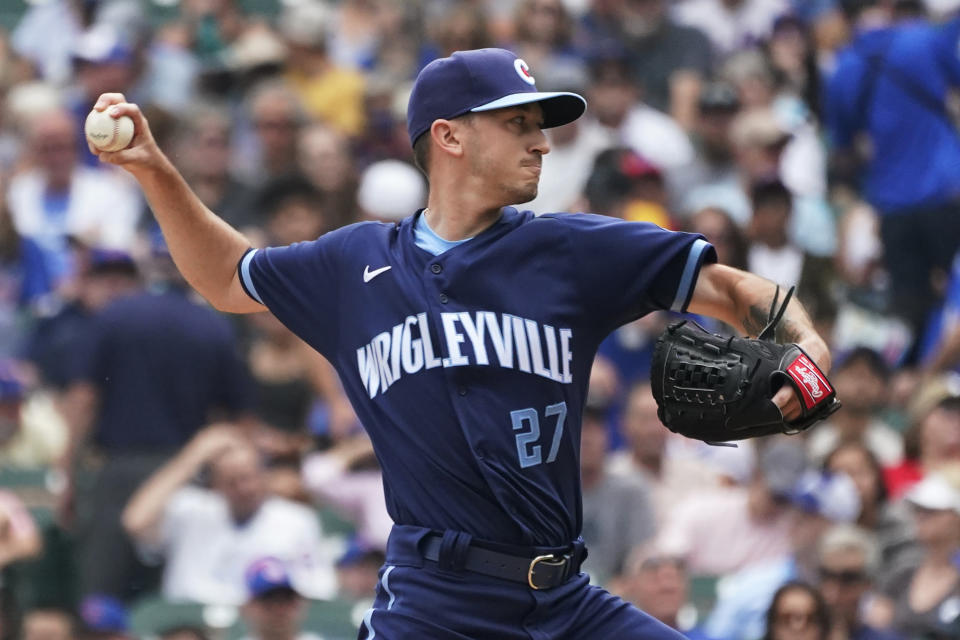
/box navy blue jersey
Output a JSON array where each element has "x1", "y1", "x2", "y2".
[{"x1": 240, "y1": 208, "x2": 714, "y2": 546}]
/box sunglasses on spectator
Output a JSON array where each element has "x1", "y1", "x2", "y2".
[
  {"x1": 818, "y1": 567, "x2": 867, "y2": 585},
  {"x1": 775, "y1": 610, "x2": 817, "y2": 628}
]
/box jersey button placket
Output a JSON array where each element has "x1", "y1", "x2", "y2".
[{"x1": 439, "y1": 293, "x2": 449, "y2": 304}]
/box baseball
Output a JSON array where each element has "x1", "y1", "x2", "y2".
[{"x1": 84, "y1": 109, "x2": 134, "y2": 152}]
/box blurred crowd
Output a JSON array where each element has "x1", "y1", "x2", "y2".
[{"x1": 1, "y1": 0, "x2": 960, "y2": 638}]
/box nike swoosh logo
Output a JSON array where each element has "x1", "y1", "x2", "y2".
[{"x1": 363, "y1": 265, "x2": 392, "y2": 283}]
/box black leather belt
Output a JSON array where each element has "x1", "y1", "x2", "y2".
[{"x1": 421, "y1": 534, "x2": 584, "y2": 590}]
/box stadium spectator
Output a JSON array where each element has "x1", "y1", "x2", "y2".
[
  {"x1": 815, "y1": 524, "x2": 903, "y2": 640},
  {"x1": 825, "y1": 0, "x2": 960, "y2": 355},
  {"x1": 580, "y1": 403, "x2": 656, "y2": 584},
  {"x1": 334, "y1": 538, "x2": 386, "y2": 603},
  {"x1": 59, "y1": 249, "x2": 252, "y2": 599},
  {"x1": 21, "y1": 607, "x2": 76, "y2": 640},
  {"x1": 808, "y1": 348, "x2": 902, "y2": 467},
  {"x1": 613, "y1": 0, "x2": 712, "y2": 130},
  {"x1": 510, "y1": 0, "x2": 582, "y2": 83},
  {"x1": 675, "y1": 81, "x2": 746, "y2": 222},
  {"x1": 122, "y1": 426, "x2": 337, "y2": 605},
  {"x1": 0, "y1": 359, "x2": 65, "y2": 469},
  {"x1": 296, "y1": 123, "x2": 358, "y2": 229},
  {"x1": 24, "y1": 248, "x2": 139, "y2": 392},
  {"x1": 824, "y1": 443, "x2": 918, "y2": 584},
  {"x1": 6, "y1": 107, "x2": 141, "y2": 281},
  {"x1": 688, "y1": 206, "x2": 749, "y2": 272},
  {"x1": 761, "y1": 581, "x2": 830, "y2": 640},
  {"x1": 278, "y1": 1, "x2": 366, "y2": 138},
  {"x1": 158, "y1": 626, "x2": 208, "y2": 640},
  {"x1": 239, "y1": 557, "x2": 322, "y2": 640},
  {"x1": 168, "y1": 101, "x2": 256, "y2": 231},
  {"x1": 235, "y1": 81, "x2": 306, "y2": 186},
  {"x1": 886, "y1": 374, "x2": 960, "y2": 498},
  {"x1": 614, "y1": 552, "x2": 702, "y2": 637},
  {"x1": 877, "y1": 469, "x2": 960, "y2": 637},
  {"x1": 701, "y1": 467, "x2": 861, "y2": 640}
]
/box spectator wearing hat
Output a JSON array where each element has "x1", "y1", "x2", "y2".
[
  {"x1": 875, "y1": 469, "x2": 960, "y2": 637},
  {"x1": 808, "y1": 348, "x2": 903, "y2": 467},
  {"x1": 816, "y1": 524, "x2": 904, "y2": 640},
  {"x1": 24, "y1": 247, "x2": 139, "y2": 393},
  {"x1": 67, "y1": 24, "x2": 140, "y2": 168},
  {"x1": 6, "y1": 106, "x2": 141, "y2": 281},
  {"x1": 335, "y1": 537, "x2": 386, "y2": 602},
  {"x1": 279, "y1": 1, "x2": 366, "y2": 139},
  {"x1": 240, "y1": 557, "x2": 323, "y2": 640},
  {"x1": 580, "y1": 400, "x2": 656, "y2": 586},
  {"x1": 77, "y1": 595, "x2": 131, "y2": 640},
  {"x1": 703, "y1": 466, "x2": 862, "y2": 640},
  {"x1": 123, "y1": 426, "x2": 337, "y2": 605},
  {"x1": 582, "y1": 147, "x2": 672, "y2": 226},
  {"x1": 676, "y1": 81, "x2": 746, "y2": 222}
]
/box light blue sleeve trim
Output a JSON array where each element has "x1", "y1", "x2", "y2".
[
  {"x1": 671, "y1": 238, "x2": 709, "y2": 312},
  {"x1": 239, "y1": 249, "x2": 264, "y2": 305}
]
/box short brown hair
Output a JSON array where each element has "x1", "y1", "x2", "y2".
[{"x1": 413, "y1": 134, "x2": 431, "y2": 178}]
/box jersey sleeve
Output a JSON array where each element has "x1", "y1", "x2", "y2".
[
  {"x1": 237, "y1": 231, "x2": 346, "y2": 357},
  {"x1": 558, "y1": 214, "x2": 716, "y2": 330}
]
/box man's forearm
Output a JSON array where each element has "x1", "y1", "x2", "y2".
[
  {"x1": 121, "y1": 445, "x2": 205, "y2": 541},
  {"x1": 130, "y1": 158, "x2": 253, "y2": 311},
  {"x1": 690, "y1": 265, "x2": 831, "y2": 372}
]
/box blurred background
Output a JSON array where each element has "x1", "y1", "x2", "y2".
[{"x1": 1, "y1": 0, "x2": 960, "y2": 639}]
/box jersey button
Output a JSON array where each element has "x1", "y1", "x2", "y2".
[
  {"x1": 475, "y1": 447, "x2": 485, "y2": 459},
  {"x1": 458, "y1": 386, "x2": 467, "y2": 396},
  {"x1": 431, "y1": 263, "x2": 442, "y2": 274},
  {"x1": 439, "y1": 294, "x2": 449, "y2": 304}
]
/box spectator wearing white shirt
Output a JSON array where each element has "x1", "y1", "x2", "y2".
[
  {"x1": 122, "y1": 426, "x2": 337, "y2": 605},
  {"x1": 7, "y1": 108, "x2": 140, "y2": 282}
]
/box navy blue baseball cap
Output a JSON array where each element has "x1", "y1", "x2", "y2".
[{"x1": 407, "y1": 48, "x2": 587, "y2": 146}]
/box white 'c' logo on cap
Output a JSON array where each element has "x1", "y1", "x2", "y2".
[{"x1": 514, "y1": 59, "x2": 536, "y2": 85}]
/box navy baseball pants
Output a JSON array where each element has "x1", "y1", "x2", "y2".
[{"x1": 358, "y1": 525, "x2": 687, "y2": 640}]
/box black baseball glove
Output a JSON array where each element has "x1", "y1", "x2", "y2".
[{"x1": 650, "y1": 287, "x2": 840, "y2": 443}]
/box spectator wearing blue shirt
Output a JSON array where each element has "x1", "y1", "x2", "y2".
[
  {"x1": 61, "y1": 250, "x2": 253, "y2": 600},
  {"x1": 825, "y1": 0, "x2": 960, "y2": 356}
]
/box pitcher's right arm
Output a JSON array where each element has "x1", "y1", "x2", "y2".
[{"x1": 90, "y1": 93, "x2": 263, "y2": 314}]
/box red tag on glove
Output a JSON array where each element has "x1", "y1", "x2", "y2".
[{"x1": 786, "y1": 354, "x2": 833, "y2": 411}]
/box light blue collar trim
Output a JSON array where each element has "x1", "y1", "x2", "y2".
[{"x1": 414, "y1": 211, "x2": 474, "y2": 256}]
